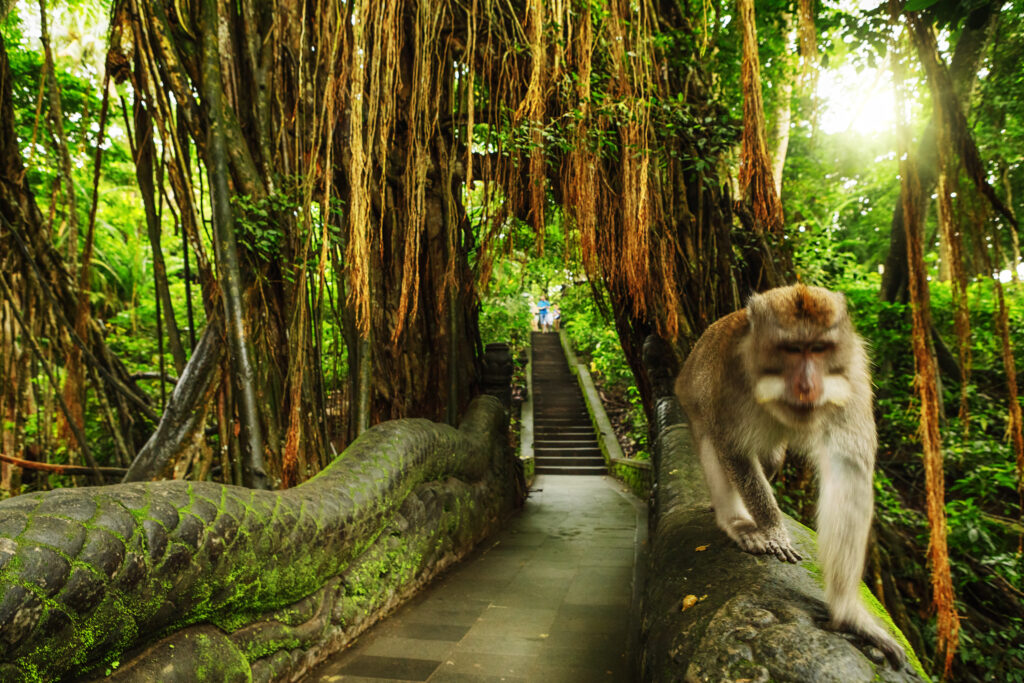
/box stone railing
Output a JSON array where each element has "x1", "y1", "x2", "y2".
[
  {"x1": 638, "y1": 336, "x2": 925, "y2": 682},
  {"x1": 559, "y1": 331, "x2": 653, "y2": 498},
  {"x1": 0, "y1": 348, "x2": 522, "y2": 682}
]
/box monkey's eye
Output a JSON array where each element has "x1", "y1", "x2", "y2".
[
  {"x1": 778, "y1": 343, "x2": 802, "y2": 354},
  {"x1": 809, "y1": 342, "x2": 834, "y2": 353}
]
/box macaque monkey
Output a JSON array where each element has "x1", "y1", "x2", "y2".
[{"x1": 675, "y1": 284, "x2": 906, "y2": 666}]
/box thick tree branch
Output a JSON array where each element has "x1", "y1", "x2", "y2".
[{"x1": 123, "y1": 318, "x2": 223, "y2": 482}]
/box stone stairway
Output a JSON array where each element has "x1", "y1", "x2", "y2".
[{"x1": 531, "y1": 331, "x2": 607, "y2": 475}]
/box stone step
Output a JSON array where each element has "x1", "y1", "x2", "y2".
[
  {"x1": 534, "y1": 395, "x2": 587, "y2": 401},
  {"x1": 536, "y1": 450, "x2": 603, "y2": 458},
  {"x1": 534, "y1": 398, "x2": 586, "y2": 403},
  {"x1": 530, "y1": 332, "x2": 606, "y2": 477},
  {"x1": 534, "y1": 447, "x2": 604, "y2": 456},
  {"x1": 533, "y1": 406, "x2": 588, "y2": 413},
  {"x1": 534, "y1": 456, "x2": 607, "y2": 468},
  {"x1": 535, "y1": 442, "x2": 601, "y2": 451},
  {"x1": 534, "y1": 431, "x2": 596, "y2": 439},
  {"x1": 534, "y1": 432, "x2": 597, "y2": 440},
  {"x1": 534, "y1": 423, "x2": 593, "y2": 430},
  {"x1": 534, "y1": 396, "x2": 586, "y2": 402},
  {"x1": 534, "y1": 465, "x2": 608, "y2": 475}
]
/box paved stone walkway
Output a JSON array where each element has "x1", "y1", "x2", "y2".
[{"x1": 310, "y1": 475, "x2": 645, "y2": 682}]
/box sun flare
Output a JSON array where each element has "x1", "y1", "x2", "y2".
[{"x1": 817, "y1": 63, "x2": 897, "y2": 136}]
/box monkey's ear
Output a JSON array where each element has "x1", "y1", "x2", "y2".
[
  {"x1": 827, "y1": 289, "x2": 848, "y2": 322},
  {"x1": 746, "y1": 290, "x2": 772, "y2": 330}
]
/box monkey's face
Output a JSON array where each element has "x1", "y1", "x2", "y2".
[
  {"x1": 753, "y1": 340, "x2": 850, "y2": 425},
  {"x1": 746, "y1": 286, "x2": 855, "y2": 428}
]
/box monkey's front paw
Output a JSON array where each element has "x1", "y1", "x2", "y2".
[
  {"x1": 765, "y1": 536, "x2": 802, "y2": 563},
  {"x1": 735, "y1": 527, "x2": 802, "y2": 563},
  {"x1": 832, "y1": 617, "x2": 907, "y2": 669}
]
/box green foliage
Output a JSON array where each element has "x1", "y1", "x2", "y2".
[
  {"x1": 231, "y1": 191, "x2": 292, "y2": 262},
  {"x1": 470, "y1": 182, "x2": 648, "y2": 458},
  {"x1": 474, "y1": 196, "x2": 580, "y2": 355},
  {"x1": 478, "y1": 276, "x2": 532, "y2": 352},
  {"x1": 561, "y1": 285, "x2": 631, "y2": 385},
  {"x1": 974, "y1": 1, "x2": 1024, "y2": 262},
  {"x1": 797, "y1": 270, "x2": 1024, "y2": 676},
  {"x1": 784, "y1": 129, "x2": 901, "y2": 275}
]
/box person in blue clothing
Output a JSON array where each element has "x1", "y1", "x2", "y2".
[{"x1": 537, "y1": 297, "x2": 550, "y2": 332}]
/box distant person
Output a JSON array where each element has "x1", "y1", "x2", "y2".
[
  {"x1": 552, "y1": 305, "x2": 561, "y2": 331},
  {"x1": 529, "y1": 301, "x2": 539, "y2": 331},
  {"x1": 537, "y1": 297, "x2": 550, "y2": 332}
]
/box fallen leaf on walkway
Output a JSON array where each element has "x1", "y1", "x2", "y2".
[
  {"x1": 695, "y1": 545, "x2": 708, "y2": 552},
  {"x1": 668, "y1": 469, "x2": 678, "y2": 475},
  {"x1": 539, "y1": 633, "x2": 549, "y2": 638},
  {"x1": 681, "y1": 594, "x2": 698, "y2": 611}
]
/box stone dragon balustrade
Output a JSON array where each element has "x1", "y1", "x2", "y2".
[{"x1": 0, "y1": 347, "x2": 522, "y2": 682}]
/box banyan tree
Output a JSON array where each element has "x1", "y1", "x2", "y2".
[
  {"x1": 6, "y1": 0, "x2": 1024, "y2": 678},
  {"x1": 3, "y1": 0, "x2": 789, "y2": 487}
]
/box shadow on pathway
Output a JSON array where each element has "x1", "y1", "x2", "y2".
[{"x1": 310, "y1": 474, "x2": 646, "y2": 682}]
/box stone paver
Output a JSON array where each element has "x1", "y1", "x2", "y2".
[{"x1": 310, "y1": 475, "x2": 645, "y2": 682}]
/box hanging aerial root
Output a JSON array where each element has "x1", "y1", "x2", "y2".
[
  {"x1": 737, "y1": 0, "x2": 784, "y2": 235},
  {"x1": 344, "y1": 0, "x2": 373, "y2": 338},
  {"x1": 892, "y1": 7, "x2": 960, "y2": 676}
]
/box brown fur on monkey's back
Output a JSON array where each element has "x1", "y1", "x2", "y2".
[{"x1": 675, "y1": 308, "x2": 751, "y2": 422}]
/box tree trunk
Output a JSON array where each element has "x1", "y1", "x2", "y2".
[
  {"x1": 1000, "y1": 162, "x2": 1020, "y2": 281},
  {"x1": 772, "y1": 76, "x2": 793, "y2": 196},
  {"x1": 123, "y1": 319, "x2": 223, "y2": 481},
  {"x1": 881, "y1": 4, "x2": 999, "y2": 303},
  {"x1": 201, "y1": 0, "x2": 267, "y2": 489},
  {"x1": 737, "y1": 0, "x2": 785, "y2": 237},
  {"x1": 120, "y1": 0, "x2": 485, "y2": 487}
]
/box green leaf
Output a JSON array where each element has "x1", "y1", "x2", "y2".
[{"x1": 903, "y1": 0, "x2": 940, "y2": 11}]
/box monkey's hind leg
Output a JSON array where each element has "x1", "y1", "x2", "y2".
[{"x1": 759, "y1": 445, "x2": 786, "y2": 481}]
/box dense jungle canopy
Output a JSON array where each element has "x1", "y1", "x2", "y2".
[{"x1": 1, "y1": 0, "x2": 1023, "y2": 678}]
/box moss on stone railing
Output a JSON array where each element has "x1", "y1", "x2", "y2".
[
  {"x1": 639, "y1": 336, "x2": 926, "y2": 682},
  {"x1": 0, "y1": 393, "x2": 521, "y2": 682}
]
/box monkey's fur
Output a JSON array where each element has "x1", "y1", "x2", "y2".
[{"x1": 676, "y1": 284, "x2": 906, "y2": 667}]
